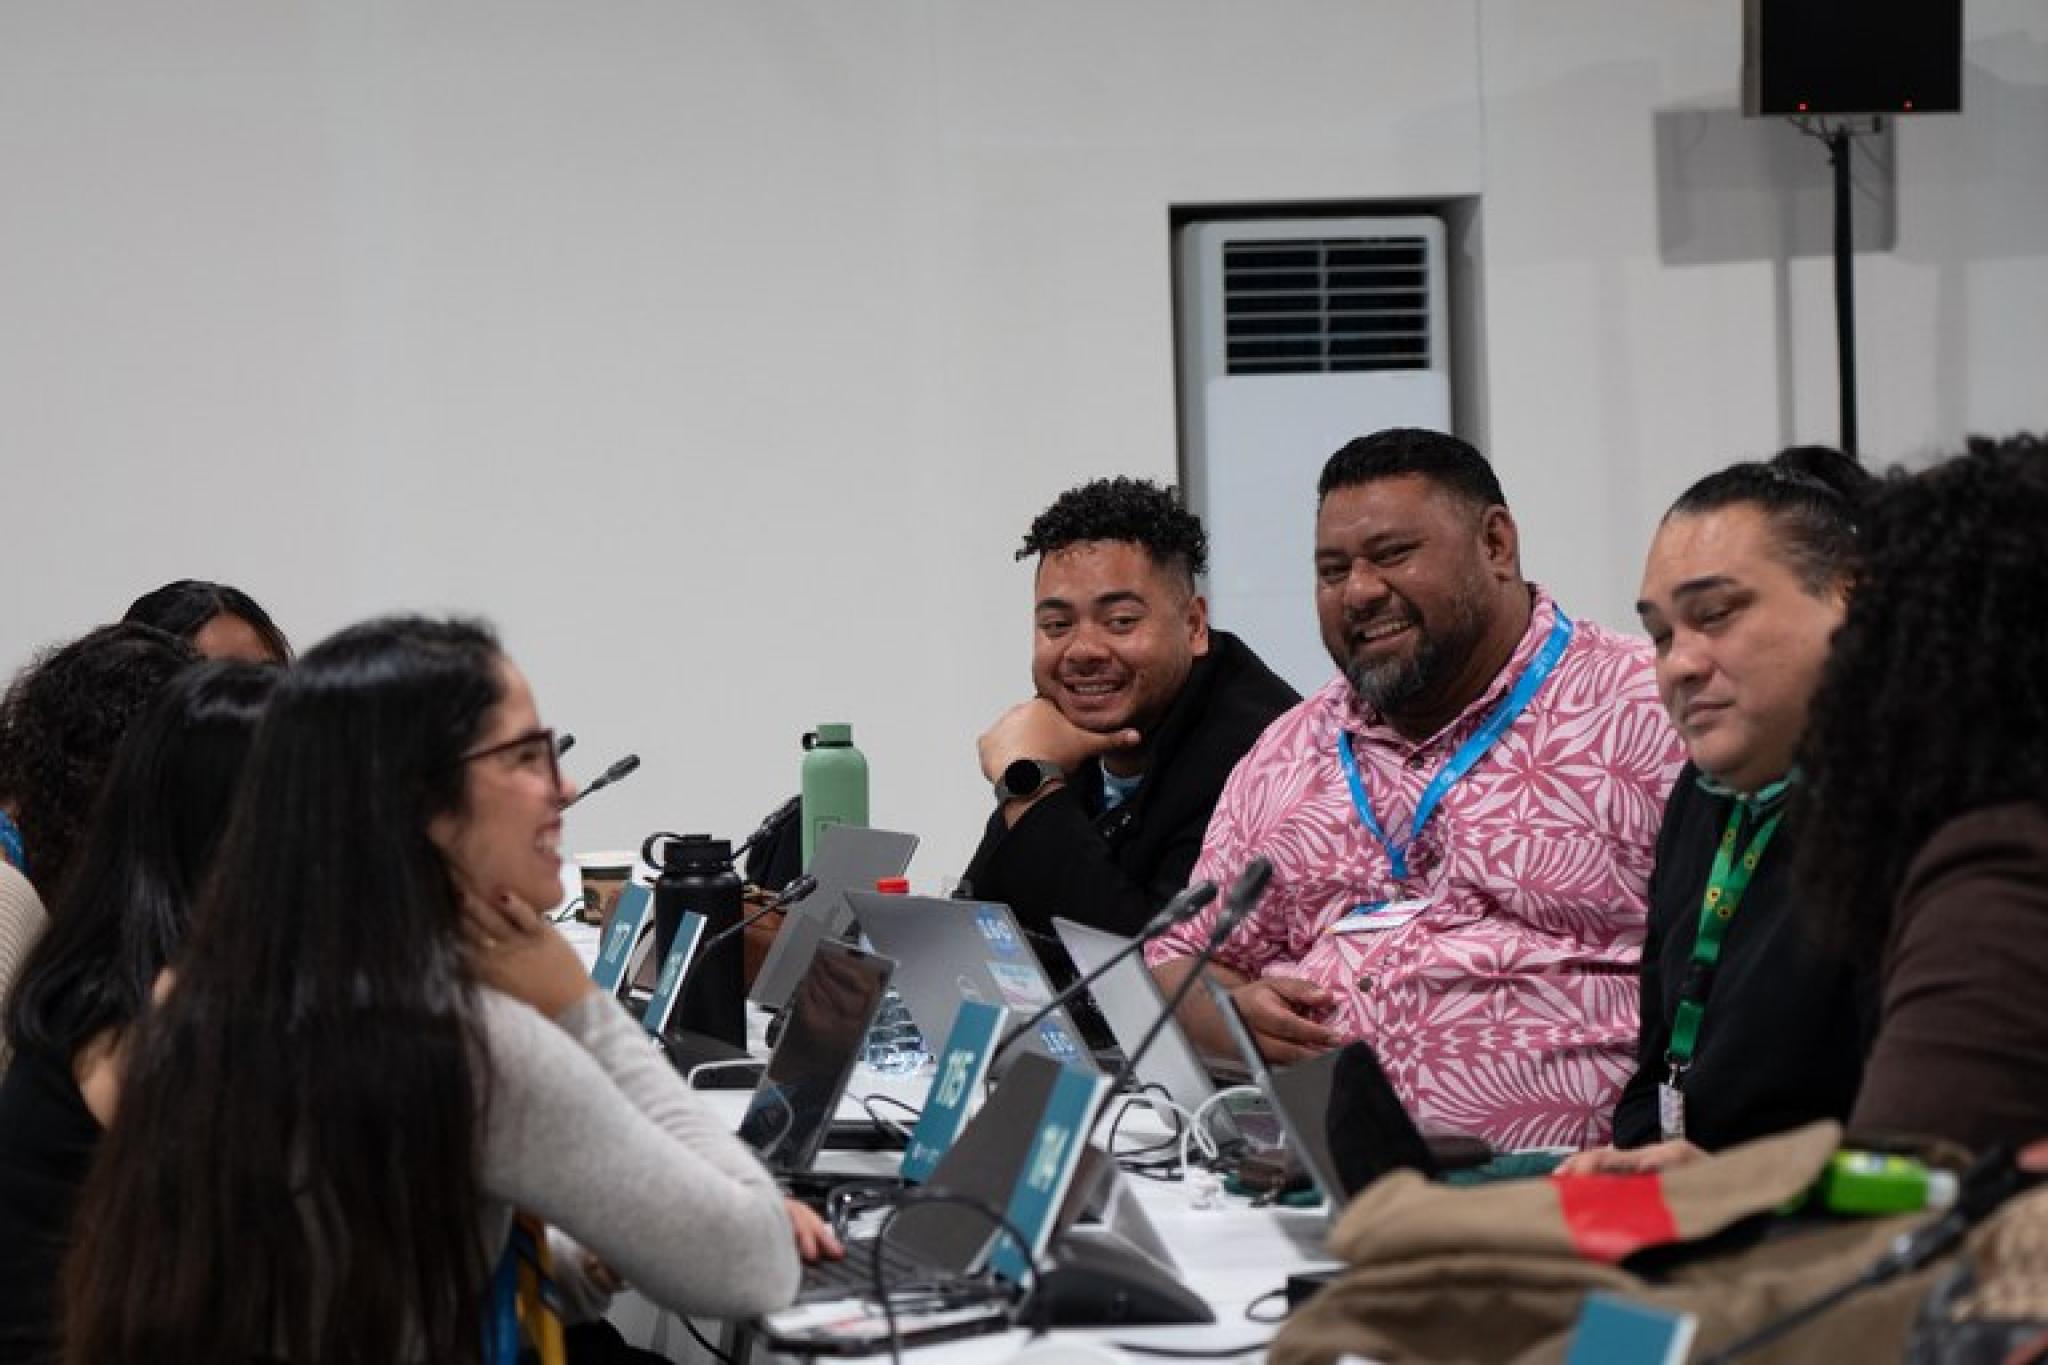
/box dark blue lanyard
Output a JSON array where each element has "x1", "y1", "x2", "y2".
[
  {"x1": 0, "y1": 809, "x2": 24, "y2": 875},
  {"x1": 1336, "y1": 609, "x2": 1573, "y2": 883}
]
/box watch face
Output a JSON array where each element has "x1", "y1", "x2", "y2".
[{"x1": 1000, "y1": 758, "x2": 1046, "y2": 800}]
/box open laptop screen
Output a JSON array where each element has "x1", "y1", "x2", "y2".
[
  {"x1": 737, "y1": 940, "x2": 893, "y2": 1172},
  {"x1": 846, "y1": 892, "x2": 1094, "y2": 1076},
  {"x1": 750, "y1": 826, "x2": 919, "y2": 1010}
]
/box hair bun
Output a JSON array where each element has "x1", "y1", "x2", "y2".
[{"x1": 1767, "y1": 445, "x2": 1877, "y2": 508}]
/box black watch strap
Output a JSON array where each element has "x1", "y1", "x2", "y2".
[{"x1": 993, "y1": 758, "x2": 1064, "y2": 804}]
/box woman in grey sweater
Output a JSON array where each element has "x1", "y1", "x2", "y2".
[{"x1": 62, "y1": 616, "x2": 817, "y2": 1364}]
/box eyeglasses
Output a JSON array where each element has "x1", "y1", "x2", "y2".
[{"x1": 458, "y1": 727, "x2": 562, "y2": 790}]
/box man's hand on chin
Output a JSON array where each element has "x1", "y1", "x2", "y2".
[{"x1": 977, "y1": 696, "x2": 1140, "y2": 782}]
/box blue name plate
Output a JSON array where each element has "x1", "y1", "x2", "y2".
[
  {"x1": 640, "y1": 911, "x2": 707, "y2": 1038},
  {"x1": 1566, "y1": 1293, "x2": 1698, "y2": 1365},
  {"x1": 590, "y1": 883, "x2": 653, "y2": 994},
  {"x1": 902, "y1": 1001, "x2": 1008, "y2": 1183},
  {"x1": 989, "y1": 1064, "x2": 1110, "y2": 1284}
]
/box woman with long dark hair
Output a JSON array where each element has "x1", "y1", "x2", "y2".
[
  {"x1": 1795, "y1": 434, "x2": 2048, "y2": 1154},
  {"x1": 0, "y1": 661, "x2": 278, "y2": 1364},
  {"x1": 61, "y1": 617, "x2": 803, "y2": 1364},
  {"x1": 121, "y1": 578, "x2": 293, "y2": 663}
]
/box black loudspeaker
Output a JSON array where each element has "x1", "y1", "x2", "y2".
[{"x1": 1744, "y1": 0, "x2": 1963, "y2": 116}]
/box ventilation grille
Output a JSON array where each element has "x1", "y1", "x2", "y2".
[{"x1": 1222, "y1": 236, "x2": 1432, "y2": 375}]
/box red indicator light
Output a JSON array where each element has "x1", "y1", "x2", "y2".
[{"x1": 1797, "y1": 100, "x2": 1810, "y2": 112}]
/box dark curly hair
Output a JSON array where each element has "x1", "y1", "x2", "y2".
[
  {"x1": 1794, "y1": 433, "x2": 2048, "y2": 961},
  {"x1": 1017, "y1": 477, "x2": 1208, "y2": 593},
  {"x1": 1665, "y1": 444, "x2": 1876, "y2": 593},
  {"x1": 123, "y1": 578, "x2": 293, "y2": 662},
  {"x1": 1316, "y1": 427, "x2": 1507, "y2": 513},
  {"x1": 0, "y1": 624, "x2": 195, "y2": 899}
]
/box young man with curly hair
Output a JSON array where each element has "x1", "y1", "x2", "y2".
[{"x1": 964, "y1": 477, "x2": 1298, "y2": 941}]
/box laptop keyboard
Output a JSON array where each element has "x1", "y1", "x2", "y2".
[{"x1": 799, "y1": 1238, "x2": 952, "y2": 1299}]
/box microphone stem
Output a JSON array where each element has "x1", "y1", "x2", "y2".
[
  {"x1": 994, "y1": 935, "x2": 1152, "y2": 1064},
  {"x1": 1097, "y1": 937, "x2": 1228, "y2": 1118}
]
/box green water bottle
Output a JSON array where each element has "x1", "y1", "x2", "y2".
[
  {"x1": 1814, "y1": 1151, "x2": 1960, "y2": 1215},
  {"x1": 800, "y1": 723, "x2": 869, "y2": 870}
]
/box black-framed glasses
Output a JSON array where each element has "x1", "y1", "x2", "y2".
[{"x1": 458, "y1": 727, "x2": 562, "y2": 789}]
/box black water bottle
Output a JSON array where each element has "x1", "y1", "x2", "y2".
[{"x1": 644, "y1": 833, "x2": 745, "y2": 1049}]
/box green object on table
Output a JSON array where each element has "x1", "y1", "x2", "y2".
[{"x1": 1443, "y1": 1149, "x2": 1568, "y2": 1185}]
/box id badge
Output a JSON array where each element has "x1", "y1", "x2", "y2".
[
  {"x1": 1657, "y1": 1082, "x2": 1686, "y2": 1142},
  {"x1": 1329, "y1": 896, "x2": 1430, "y2": 936}
]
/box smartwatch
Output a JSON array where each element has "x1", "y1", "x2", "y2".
[{"x1": 993, "y1": 758, "x2": 1064, "y2": 804}]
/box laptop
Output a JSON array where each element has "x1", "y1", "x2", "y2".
[
  {"x1": 737, "y1": 940, "x2": 896, "y2": 1174},
  {"x1": 1204, "y1": 977, "x2": 1374, "y2": 1216},
  {"x1": 795, "y1": 1051, "x2": 1068, "y2": 1301},
  {"x1": 1051, "y1": 917, "x2": 1278, "y2": 1152},
  {"x1": 1204, "y1": 978, "x2": 1488, "y2": 1213},
  {"x1": 751, "y1": 826, "x2": 920, "y2": 1011},
  {"x1": 845, "y1": 892, "x2": 1094, "y2": 1076}
]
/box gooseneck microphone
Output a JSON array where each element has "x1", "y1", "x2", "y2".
[
  {"x1": 563, "y1": 754, "x2": 641, "y2": 810},
  {"x1": 694, "y1": 872, "x2": 818, "y2": 964},
  {"x1": 991, "y1": 888, "x2": 1212, "y2": 1064},
  {"x1": 990, "y1": 881, "x2": 1218, "y2": 1067},
  {"x1": 1699, "y1": 1145, "x2": 2043, "y2": 1364},
  {"x1": 734, "y1": 795, "x2": 802, "y2": 859},
  {"x1": 1096, "y1": 856, "x2": 1274, "y2": 1115}
]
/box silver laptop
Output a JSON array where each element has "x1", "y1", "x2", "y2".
[
  {"x1": 844, "y1": 892, "x2": 1094, "y2": 1075},
  {"x1": 794, "y1": 1052, "x2": 1067, "y2": 1301},
  {"x1": 1204, "y1": 976, "x2": 1352, "y2": 1218},
  {"x1": 737, "y1": 939, "x2": 896, "y2": 1173},
  {"x1": 1052, "y1": 917, "x2": 1275, "y2": 1151},
  {"x1": 750, "y1": 826, "x2": 919, "y2": 1010}
]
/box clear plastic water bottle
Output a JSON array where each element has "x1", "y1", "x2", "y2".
[{"x1": 861, "y1": 877, "x2": 929, "y2": 1075}]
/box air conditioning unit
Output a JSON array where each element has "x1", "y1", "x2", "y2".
[{"x1": 1176, "y1": 216, "x2": 1452, "y2": 696}]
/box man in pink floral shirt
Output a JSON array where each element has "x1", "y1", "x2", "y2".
[{"x1": 1147, "y1": 429, "x2": 1684, "y2": 1150}]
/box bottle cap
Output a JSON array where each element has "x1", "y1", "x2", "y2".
[
  {"x1": 665, "y1": 837, "x2": 733, "y2": 869},
  {"x1": 813, "y1": 723, "x2": 855, "y2": 745},
  {"x1": 875, "y1": 877, "x2": 910, "y2": 895}
]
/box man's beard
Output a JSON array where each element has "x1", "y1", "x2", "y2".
[
  {"x1": 1343, "y1": 633, "x2": 1439, "y2": 712},
  {"x1": 1337, "y1": 586, "x2": 1490, "y2": 715}
]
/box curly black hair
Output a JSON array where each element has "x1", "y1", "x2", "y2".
[
  {"x1": 1793, "y1": 433, "x2": 2048, "y2": 961},
  {"x1": 0, "y1": 623, "x2": 195, "y2": 899},
  {"x1": 1017, "y1": 477, "x2": 1208, "y2": 591}
]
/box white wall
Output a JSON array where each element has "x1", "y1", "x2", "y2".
[{"x1": 4, "y1": 1, "x2": 2043, "y2": 883}]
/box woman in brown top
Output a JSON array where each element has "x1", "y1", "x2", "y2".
[{"x1": 1795, "y1": 433, "x2": 2048, "y2": 1154}]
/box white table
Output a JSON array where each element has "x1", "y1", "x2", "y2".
[{"x1": 726, "y1": 1054, "x2": 1334, "y2": 1364}]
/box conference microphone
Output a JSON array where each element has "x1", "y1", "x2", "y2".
[
  {"x1": 1096, "y1": 856, "x2": 1273, "y2": 1113},
  {"x1": 674, "y1": 872, "x2": 819, "y2": 994},
  {"x1": 733, "y1": 794, "x2": 802, "y2": 858},
  {"x1": 990, "y1": 881, "x2": 1218, "y2": 1066},
  {"x1": 1699, "y1": 1145, "x2": 2044, "y2": 1364},
  {"x1": 563, "y1": 754, "x2": 641, "y2": 810}
]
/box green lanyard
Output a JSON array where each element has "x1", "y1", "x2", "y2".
[{"x1": 1665, "y1": 803, "x2": 1784, "y2": 1078}]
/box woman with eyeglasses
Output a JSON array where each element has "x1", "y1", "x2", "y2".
[{"x1": 61, "y1": 617, "x2": 824, "y2": 1364}]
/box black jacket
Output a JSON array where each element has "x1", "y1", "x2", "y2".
[
  {"x1": 1610, "y1": 764, "x2": 1879, "y2": 1151},
  {"x1": 961, "y1": 630, "x2": 1297, "y2": 940}
]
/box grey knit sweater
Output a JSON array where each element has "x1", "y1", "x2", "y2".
[{"x1": 475, "y1": 988, "x2": 800, "y2": 1320}]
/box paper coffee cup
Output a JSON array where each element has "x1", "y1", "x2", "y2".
[{"x1": 576, "y1": 850, "x2": 636, "y2": 927}]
